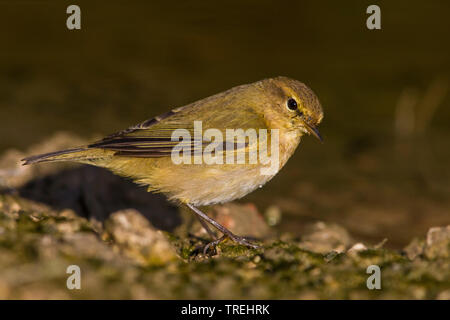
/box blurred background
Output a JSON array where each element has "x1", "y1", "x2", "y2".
[{"x1": 1, "y1": 0, "x2": 449, "y2": 248}]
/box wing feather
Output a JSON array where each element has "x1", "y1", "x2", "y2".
[{"x1": 88, "y1": 87, "x2": 269, "y2": 158}]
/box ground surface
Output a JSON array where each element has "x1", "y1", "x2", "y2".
[
  {"x1": 0, "y1": 136, "x2": 449, "y2": 299},
  {"x1": 0, "y1": 192, "x2": 449, "y2": 299}
]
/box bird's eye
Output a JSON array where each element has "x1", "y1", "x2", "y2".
[{"x1": 287, "y1": 98, "x2": 298, "y2": 111}]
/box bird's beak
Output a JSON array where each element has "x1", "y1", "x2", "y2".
[{"x1": 302, "y1": 119, "x2": 323, "y2": 143}]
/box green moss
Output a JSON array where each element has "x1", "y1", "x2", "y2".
[{"x1": 0, "y1": 194, "x2": 448, "y2": 299}]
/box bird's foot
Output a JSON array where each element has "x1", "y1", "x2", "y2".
[
  {"x1": 203, "y1": 235, "x2": 227, "y2": 255},
  {"x1": 203, "y1": 234, "x2": 261, "y2": 255}
]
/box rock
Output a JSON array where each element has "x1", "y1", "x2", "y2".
[
  {"x1": 424, "y1": 226, "x2": 450, "y2": 259},
  {"x1": 403, "y1": 237, "x2": 425, "y2": 260},
  {"x1": 264, "y1": 205, "x2": 282, "y2": 226},
  {"x1": 0, "y1": 132, "x2": 87, "y2": 189},
  {"x1": 104, "y1": 209, "x2": 178, "y2": 265},
  {"x1": 183, "y1": 203, "x2": 272, "y2": 239},
  {"x1": 212, "y1": 203, "x2": 271, "y2": 238},
  {"x1": 0, "y1": 149, "x2": 28, "y2": 189},
  {"x1": 403, "y1": 226, "x2": 450, "y2": 260},
  {"x1": 347, "y1": 243, "x2": 367, "y2": 254},
  {"x1": 299, "y1": 221, "x2": 352, "y2": 254},
  {"x1": 59, "y1": 233, "x2": 117, "y2": 262}
]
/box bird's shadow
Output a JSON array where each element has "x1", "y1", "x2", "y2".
[{"x1": 17, "y1": 166, "x2": 181, "y2": 232}]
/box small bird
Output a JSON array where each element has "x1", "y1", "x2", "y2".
[{"x1": 22, "y1": 77, "x2": 323, "y2": 252}]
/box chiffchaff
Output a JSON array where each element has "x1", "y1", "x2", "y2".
[{"x1": 23, "y1": 76, "x2": 323, "y2": 252}]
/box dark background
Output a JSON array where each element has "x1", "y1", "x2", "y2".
[{"x1": 1, "y1": 1, "x2": 449, "y2": 247}]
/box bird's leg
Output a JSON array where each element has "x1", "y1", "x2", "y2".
[
  {"x1": 195, "y1": 214, "x2": 217, "y2": 240},
  {"x1": 186, "y1": 203, "x2": 261, "y2": 253}
]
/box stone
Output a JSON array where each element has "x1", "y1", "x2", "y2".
[{"x1": 104, "y1": 209, "x2": 177, "y2": 265}]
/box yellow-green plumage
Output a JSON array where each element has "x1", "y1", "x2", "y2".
[{"x1": 23, "y1": 76, "x2": 323, "y2": 207}]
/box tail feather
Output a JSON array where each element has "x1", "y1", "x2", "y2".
[{"x1": 22, "y1": 147, "x2": 88, "y2": 165}]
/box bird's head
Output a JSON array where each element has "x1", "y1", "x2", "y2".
[{"x1": 260, "y1": 76, "x2": 324, "y2": 142}]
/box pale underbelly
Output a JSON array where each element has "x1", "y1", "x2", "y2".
[{"x1": 148, "y1": 164, "x2": 277, "y2": 206}]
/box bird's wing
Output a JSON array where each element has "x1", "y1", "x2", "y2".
[{"x1": 88, "y1": 102, "x2": 269, "y2": 158}]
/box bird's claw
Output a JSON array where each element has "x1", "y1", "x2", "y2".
[{"x1": 202, "y1": 234, "x2": 261, "y2": 255}]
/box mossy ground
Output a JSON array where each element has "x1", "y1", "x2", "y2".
[{"x1": 0, "y1": 193, "x2": 448, "y2": 299}]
